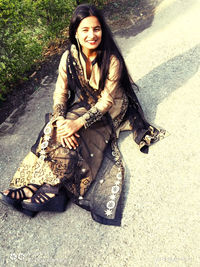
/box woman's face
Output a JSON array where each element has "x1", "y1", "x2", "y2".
[{"x1": 76, "y1": 16, "x2": 102, "y2": 54}]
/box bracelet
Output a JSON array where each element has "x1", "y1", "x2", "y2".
[{"x1": 82, "y1": 106, "x2": 103, "y2": 129}]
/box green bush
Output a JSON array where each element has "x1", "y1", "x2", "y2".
[
  {"x1": 76, "y1": 0, "x2": 107, "y2": 7},
  {"x1": 0, "y1": 0, "x2": 106, "y2": 102}
]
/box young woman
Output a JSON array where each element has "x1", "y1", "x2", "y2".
[{"x1": 0, "y1": 4, "x2": 165, "y2": 225}]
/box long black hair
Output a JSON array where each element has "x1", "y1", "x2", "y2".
[{"x1": 69, "y1": 4, "x2": 138, "y2": 97}]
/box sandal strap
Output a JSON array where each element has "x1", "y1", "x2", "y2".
[
  {"x1": 29, "y1": 186, "x2": 54, "y2": 204},
  {"x1": 26, "y1": 184, "x2": 41, "y2": 194},
  {"x1": 7, "y1": 186, "x2": 26, "y2": 200},
  {"x1": 7, "y1": 189, "x2": 15, "y2": 198},
  {"x1": 18, "y1": 187, "x2": 26, "y2": 199},
  {"x1": 5, "y1": 184, "x2": 41, "y2": 201},
  {"x1": 41, "y1": 184, "x2": 60, "y2": 194},
  {"x1": 33, "y1": 193, "x2": 44, "y2": 204}
]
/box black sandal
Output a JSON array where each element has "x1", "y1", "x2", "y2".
[
  {"x1": 0, "y1": 184, "x2": 41, "y2": 207},
  {"x1": 22, "y1": 184, "x2": 68, "y2": 212},
  {"x1": 0, "y1": 184, "x2": 41, "y2": 217}
]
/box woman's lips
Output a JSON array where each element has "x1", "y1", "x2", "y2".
[{"x1": 87, "y1": 40, "x2": 97, "y2": 44}]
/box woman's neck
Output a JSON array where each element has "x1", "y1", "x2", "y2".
[{"x1": 82, "y1": 48, "x2": 97, "y2": 62}]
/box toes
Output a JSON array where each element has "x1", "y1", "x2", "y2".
[
  {"x1": 15, "y1": 191, "x2": 20, "y2": 199},
  {"x1": 24, "y1": 188, "x2": 32, "y2": 198},
  {"x1": 23, "y1": 199, "x2": 31, "y2": 203},
  {"x1": 2, "y1": 190, "x2": 9, "y2": 196}
]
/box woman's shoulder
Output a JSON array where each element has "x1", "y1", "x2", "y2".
[
  {"x1": 58, "y1": 50, "x2": 70, "y2": 72},
  {"x1": 60, "y1": 45, "x2": 79, "y2": 63},
  {"x1": 61, "y1": 50, "x2": 70, "y2": 61},
  {"x1": 58, "y1": 50, "x2": 70, "y2": 70},
  {"x1": 109, "y1": 54, "x2": 121, "y2": 68},
  {"x1": 108, "y1": 54, "x2": 121, "y2": 73},
  {"x1": 110, "y1": 54, "x2": 120, "y2": 63}
]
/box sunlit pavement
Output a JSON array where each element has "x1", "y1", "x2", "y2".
[{"x1": 0, "y1": 0, "x2": 200, "y2": 266}]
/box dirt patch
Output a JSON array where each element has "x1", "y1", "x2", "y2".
[
  {"x1": 103, "y1": 0, "x2": 159, "y2": 36},
  {"x1": 0, "y1": 0, "x2": 159, "y2": 125},
  {"x1": 0, "y1": 46, "x2": 67, "y2": 125}
]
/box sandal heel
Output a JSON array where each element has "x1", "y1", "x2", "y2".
[
  {"x1": 21, "y1": 183, "x2": 69, "y2": 212},
  {"x1": 22, "y1": 209, "x2": 38, "y2": 217},
  {"x1": 42, "y1": 194, "x2": 67, "y2": 212},
  {"x1": 22, "y1": 191, "x2": 68, "y2": 212},
  {"x1": 1, "y1": 193, "x2": 38, "y2": 217}
]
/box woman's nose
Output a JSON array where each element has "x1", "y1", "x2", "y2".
[{"x1": 88, "y1": 29, "x2": 95, "y2": 38}]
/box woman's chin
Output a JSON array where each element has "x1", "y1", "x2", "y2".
[{"x1": 84, "y1": 42, "x2": 100, "y2": 50}]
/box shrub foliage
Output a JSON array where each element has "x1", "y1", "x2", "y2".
[{"x1": 0, "y1": 0, "x2": 107, "y2": 101}]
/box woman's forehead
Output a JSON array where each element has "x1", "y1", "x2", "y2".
[{"x1": 78, "y1": 16, "x2": 101, "y2": 29}]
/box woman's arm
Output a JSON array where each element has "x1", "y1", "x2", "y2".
[
  {"x1": 52, "y1": 50, "x2": 69, "y2": 122},
  {"x1": 80, "y1": 55, "x2": 121, "y2": 128},
  {"x1": 53, "y1": 51, "x2": 82, "y2": 149}
]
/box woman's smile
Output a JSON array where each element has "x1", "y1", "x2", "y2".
[{"x1": 86, "y1": 40, "x2": 98, "y2": 46}]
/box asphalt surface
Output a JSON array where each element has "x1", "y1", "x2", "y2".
[{"x1": 0, "y1": 0, "x2": 200, "y2": 266}]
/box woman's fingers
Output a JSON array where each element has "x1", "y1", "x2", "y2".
[
  {"x1": 57, "y1": 129, "x2": 66, "y2": 136},
  {"x1": 71, "y1": 135, "x2": 79, "y2": 147},
  {"x1": 58, "y1": 131, "x2": 80, "y2": 139},
  {"x1": 60, "y1": 135, "x2": 79, "y2": 149},
  {"x1": 60, "y1": 136, "x2": 67, "y2": 148},
  {"x1": 67, "y1": 136, "x2": 76, "y2": 149},
  {"x1": 56, "y1": 119, "x2": 65, "y2": 128},
  {"x1": 57, "y1": 119, "x2": 82, "y2": 137},
  {"x1": 57, "y1": 120, "x2": 70, "y2": 132},
  {"x1": 74, "y1": 133, "x2": 80, "y2": 138},
  {"x1": 65, "y1": 138, "x2": 72, "y2": 149},
  {"x1": 57, "y1": 128, "x2": 71, "y2": 138},
  {"x1": 57, "y1": 125, "x2": 66, "y2": 132}
]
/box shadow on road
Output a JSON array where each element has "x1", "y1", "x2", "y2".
[
  {"x1": 137, "y1": 44, "x2": 200, "y2": 122},
  {"x1": 117, "y1": 44, "x2": 200, "y2": 219}
]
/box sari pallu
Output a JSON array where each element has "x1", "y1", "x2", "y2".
[{"x1": 9, "y1": 45, "x2": 166, "y2": 225}]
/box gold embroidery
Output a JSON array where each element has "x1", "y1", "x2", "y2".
[
  {"x1": 139, "y1": 126, "x2": 168, "y2": 149},
  {"x1": 53, "y1": 103, "x2": 66, "y2": 118},
  {"x1": 80, "y1": 176, "x2": 92, "y2": 196}
]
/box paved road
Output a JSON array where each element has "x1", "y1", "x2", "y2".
[{"x1": 0, "y1": 0, "x2": 200, "y2": 266}]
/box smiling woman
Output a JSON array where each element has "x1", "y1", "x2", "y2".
[
  {"x1": 76, "y1": 16, "x2": 102, "y2": 80},
  {"x1": 77, "y1": 16, "x2": 102, "y2": 52},
  {"x1": 0, "y1": 4, "x2": 166, "y2": 225}
]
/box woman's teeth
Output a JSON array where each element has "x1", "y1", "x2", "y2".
[{"x1": 87, "y1": 41, "x2": 96, "y2": 44}]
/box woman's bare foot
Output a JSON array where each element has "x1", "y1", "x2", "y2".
[
  {"x1": 2, "y1": 184, "x2": 40, "y2": 200},
  {"x1": 23, "y1": 184, "x2": 57, "y2": 204}
]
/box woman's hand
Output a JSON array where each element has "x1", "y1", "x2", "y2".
[
  {"x1": 56, "y1": 118, "x2": 84, "y2": 149},
  {"x1": 60, "y1": 134, "x2": 80, "y2": 149},
  {"x1": 56, "y1": 118, "x2": 65, "y2": 128},
  {"x1": 57, "y1": 118, "x2": 84, "y2": 138}
]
